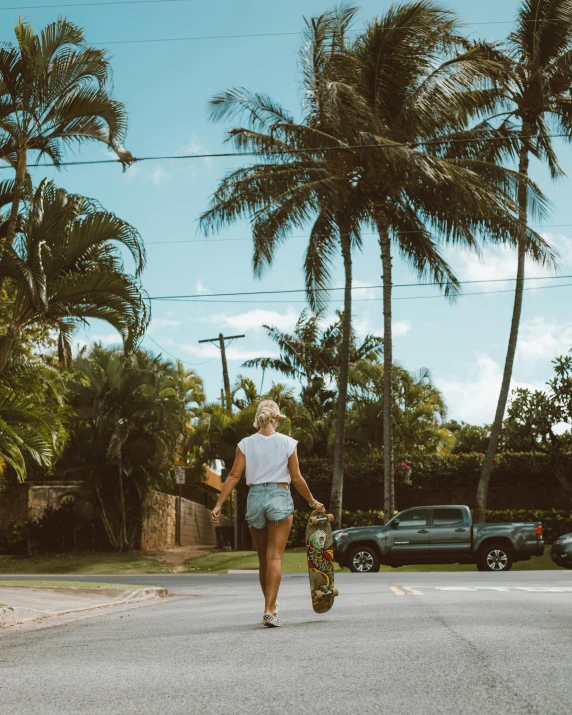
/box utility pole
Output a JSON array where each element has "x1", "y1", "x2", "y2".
[
  {"x1": 198, "y1": 333, "x2": 245, "y2": 411},
  {"x1": 198, "y1": 333, "x2": 246, "y2": 551}
]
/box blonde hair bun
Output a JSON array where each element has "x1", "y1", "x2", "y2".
[{"x1": 253, "y1": 400, "x2": 284, "y2": 429}]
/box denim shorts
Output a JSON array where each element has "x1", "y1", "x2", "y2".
[{"x1": 246, "y1": 483, "x2": 295, "y2": 529}]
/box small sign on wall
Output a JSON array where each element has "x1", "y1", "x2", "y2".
[{"x1": 175, "y1": 466, "x2": 186, "y2": 485}]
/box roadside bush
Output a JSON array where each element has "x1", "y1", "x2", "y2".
[
  {"x1": 0, "y1": 520, "x2": 33, "y2": 555},
  {"x1": 288, "y1": 508, "x2": 572, "y2": 548},
  {"x1": 300, "y1": 452, "x2": 572, "y2": 509},
  {"x1": 485, "y1": 509, "x2": 572, "y2": 545},
  {"x1": 300, "y1": 452, "x2": 572, "y2": 490}
]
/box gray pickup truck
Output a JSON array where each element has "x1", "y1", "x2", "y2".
[{"x1": 333, "y1": 505, "x2": 544, "y2": 572}]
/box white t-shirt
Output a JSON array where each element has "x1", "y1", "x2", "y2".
[{"x1": 237, "y1": 432, "x2": 298, "y2": 485}]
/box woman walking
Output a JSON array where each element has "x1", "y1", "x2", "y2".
[{"x1": 210, "y1": 400, "x2": 325, "y2": 627}]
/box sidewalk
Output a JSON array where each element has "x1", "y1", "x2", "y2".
[{"x1": 0, "y1": 584, "x2": 167, "y2": 628}]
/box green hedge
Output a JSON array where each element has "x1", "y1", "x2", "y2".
[
  {"x1": 299, "y1": 452, "x2": 572, "y2": 491},
  {"x1": 288, "y1": 508, "x2": 572, "y2": 548}
]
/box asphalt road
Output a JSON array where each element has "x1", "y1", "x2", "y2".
[{"x1": 1, "y1": 571, "x2": 571, "y2": 715}]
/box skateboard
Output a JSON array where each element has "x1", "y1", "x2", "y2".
[{"x1": 306, "y1": 513, "x2": 339, "y2": 613}]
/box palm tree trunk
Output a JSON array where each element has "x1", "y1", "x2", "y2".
[
  {"x1": 330, "y1": 222, "x2": 352, "y2": 528},
  {"x1": 475, "y1": 129, "x2": 530, "y2": 523},
  {"x1": 95, "y1": 482, "x2": 119, "y2": 550},
  {"x1": 376, "y1": 207, "x2": 394, "y2": 523},
  {"x1": 0, "y1": 150, "x2": 27, "y2": 293},
  {"x1": 0, "y1": 326, "x2": 18, "y2": 371},
  {"x1": 118, "y1": 464, "x2": 128, "y2": 550}
]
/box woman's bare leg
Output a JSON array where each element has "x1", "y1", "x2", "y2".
[
  {"x1": 264, "y1": 514, "x2": 293, "y2": 615},
  {"x1": 249, "y1": 525, "x2": 268, "y2": 598}
]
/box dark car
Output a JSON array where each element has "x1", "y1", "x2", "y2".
[
  {"x1": 551, "y1": 532, "x2": 572, "y2": 570},
  {"x1": 333, "y1": 505, "x2": 544, "y2": 573}
]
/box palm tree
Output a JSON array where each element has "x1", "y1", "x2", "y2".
[
  {"x1": 202, "y1": 3, "x2": 550, "y2": 523},
  {"x1": 243, "y1": 309, "x2": 383, "y2": 418},
  {"x1": 64, "y1": 346, "x2": 186, "y2": 550},
  {"x1": 474, "y1": 0, "x2": 572, "y2": 521},
  {"x1": 322, "y1": 1, "x2": 554, "y2": 519},
  {"x1": 200, "y1": 8, "x2": 370, "y2": 526},
  {"x1": 345, "y1": 361, "x2": 452, "y2": 457},
  {"x1": 0, "y1": 17, "x2": 131, "y2": 278},
  {"x1": 0, "y1": 180, "x2": 149, "y2": 370},
  {"x1": 0, "y1": 358, "x2": 65, "y2": 492}
]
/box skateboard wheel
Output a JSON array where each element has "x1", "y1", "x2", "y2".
[
  {"x1": 309, "y1": 516, "x2": 318, "y2": 526},
  {"x1": 313, "y1": 590, "x2": 323, "y2": 601},
  {"x1": 332, "y1": 587, "x2": 339, "y2": 597},
  {"x1": 327, "y1": 514, "x2": 334, "y2": 523}
]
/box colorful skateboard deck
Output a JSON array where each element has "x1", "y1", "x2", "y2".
[{"x1": 306, "y1": 513, "x2": 338, "y2": 613}]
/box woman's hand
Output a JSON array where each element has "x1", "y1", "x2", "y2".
[
  {"x1": 210, "y1": 505, "x2": 222, "y2": 525},
  {"x1": 310, "y1": 500, "x2": 326, "y2": 514}
]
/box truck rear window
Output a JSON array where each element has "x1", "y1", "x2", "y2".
[{"x1": 433, "y1": 508, "x2": 465, "y2": 526}]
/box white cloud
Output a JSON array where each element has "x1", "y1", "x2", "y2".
[
  {"x1": 517, "y1": 317, "x2": 572, "y2": 363},
  {"x1": 91, "y1": 333, "x2": 122, "y2": 346},
  {"x1": 148, "y1": 318, "x2": 181, "y2": 333},
  {"x1": 201, "y1": 307, "x2": 299, "y2": 333},
  {"x1": 350, "y1": 314, "x2": 411, "y2": 340},
  {"x1": 436, "y1": 352, "x2": 544, "y2": 425},
  {"x1": 446, "y1": 233, "x2": 572, "y2": 291},
  {"x1": 119, "y1": 162, "x2": 170, "y2": 185},
  {"x1": 195, "y1": 279, "x2": 212, "y2": 295},
  {"x1": 181, "y1": 343, "x2": 277, "y2": 362},
  {"x1": 150, "y1": 166, "x2": 171, "y2": 186},
  {"x1": 179, "y1": 135, "x2": 213, "y2": 177}
]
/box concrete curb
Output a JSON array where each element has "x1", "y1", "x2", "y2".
[{"x1": 0, "y1": 587, "x2": 168, "y2": 628}]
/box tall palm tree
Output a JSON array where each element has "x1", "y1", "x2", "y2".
[
  {"x1": 202, "y1": 2, "x2": 551, "y2": 523},
  {"x1": 0, "y1": 17, "x2": 131, "y2": 279},
  {"x1": 243, "y1": 309, "x2": 383, "y2": 418},
  {"x1": 200, "y1": 8, "x2": 368, "y2": 526},
  {"x1": 474, "y1": 0, "x2": 572, "y2": 521},
  {"x1": 325, "y1": 1, "x2": 554, "y2": 519},
  {"x1": 0, "y1": 358, "x2": 64, "y2": 490},
  {"x1": 0, "y1": 180, "x2": 149, "y2": 370}
]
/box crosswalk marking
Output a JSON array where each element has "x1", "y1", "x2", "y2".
[
  {"x1": 389, "y1": 586, "x2": 424, "y2": 596},
  {"x1": 390, "y1": 586, "x2": 406, "y2": 596},
  {"x1": 434, "y1": 586, "x2": 572, "y2": 593},
  {"x1": 388, "y1": 585, "x2": 572, "y2": 596}
]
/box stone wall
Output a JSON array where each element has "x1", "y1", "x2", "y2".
[
  {"x1": 0, "y1": 482, "x2": 83, "y2": 534},
  {"x1": 141, "y1": 490, "x2": 230, "y2": 551},
  {"x1": 141, "y1": 491, "x2": 177, "y2": 551}
]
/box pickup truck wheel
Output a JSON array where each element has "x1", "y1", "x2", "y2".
[
  {"x1": 348, "y1": 546, "x2": 380, "y2": 573},
  {"x1": 478, "y1": 543, "x2": 514, "y2": 572}
]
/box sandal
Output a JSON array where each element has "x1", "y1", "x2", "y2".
[{"x1": 263, "y1": 614, "x2": 281, "y2": 628}]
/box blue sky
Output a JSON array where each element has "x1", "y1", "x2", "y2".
[{"x1": 6, "y1": 0, "x2": 572, "y2": 424}]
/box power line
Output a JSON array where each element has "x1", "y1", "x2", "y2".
[
  {"x1": 144, "y1": 333, "x2": 216, "y2": 366},
  {"x1": 1, "y1": 0, "x2": 192, "y2": 10},
  {"x1": 145, "y1": 223, "x2": 572, "y2": 246},
  {"x1": 3, "y1": 132, "x2": 571, "y2": 171},
  {"x1": 148, "y1": 274, "x2": 572, "y2": 301},
  {"x1": 147, "y1": 281, "x2": 572, "y2": 305}
]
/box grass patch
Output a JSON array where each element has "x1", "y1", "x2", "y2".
[
  {"x1": 0, "y1": 552, "x2": 165, "y2": 575},
  {"x1": 185, "y1": 547, "x2": 560, "y2": 573},
  {"x1": 185, "y1": 547, "x2": 314, "y2": 574},
  {"x1": 0, "y1": 580, "x2": 149, "y2": 590}
]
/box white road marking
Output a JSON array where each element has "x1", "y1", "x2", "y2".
[{"x1": 389, "y1": 587, "x2": 405, "y2": 596}]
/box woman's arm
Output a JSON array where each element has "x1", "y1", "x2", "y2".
[
  {"x1": 210, "y1": 447, "x2": 245, "y2": 525},
  {"x1": 288, "y1": 449, "x2": 325, "y2": 512}
]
